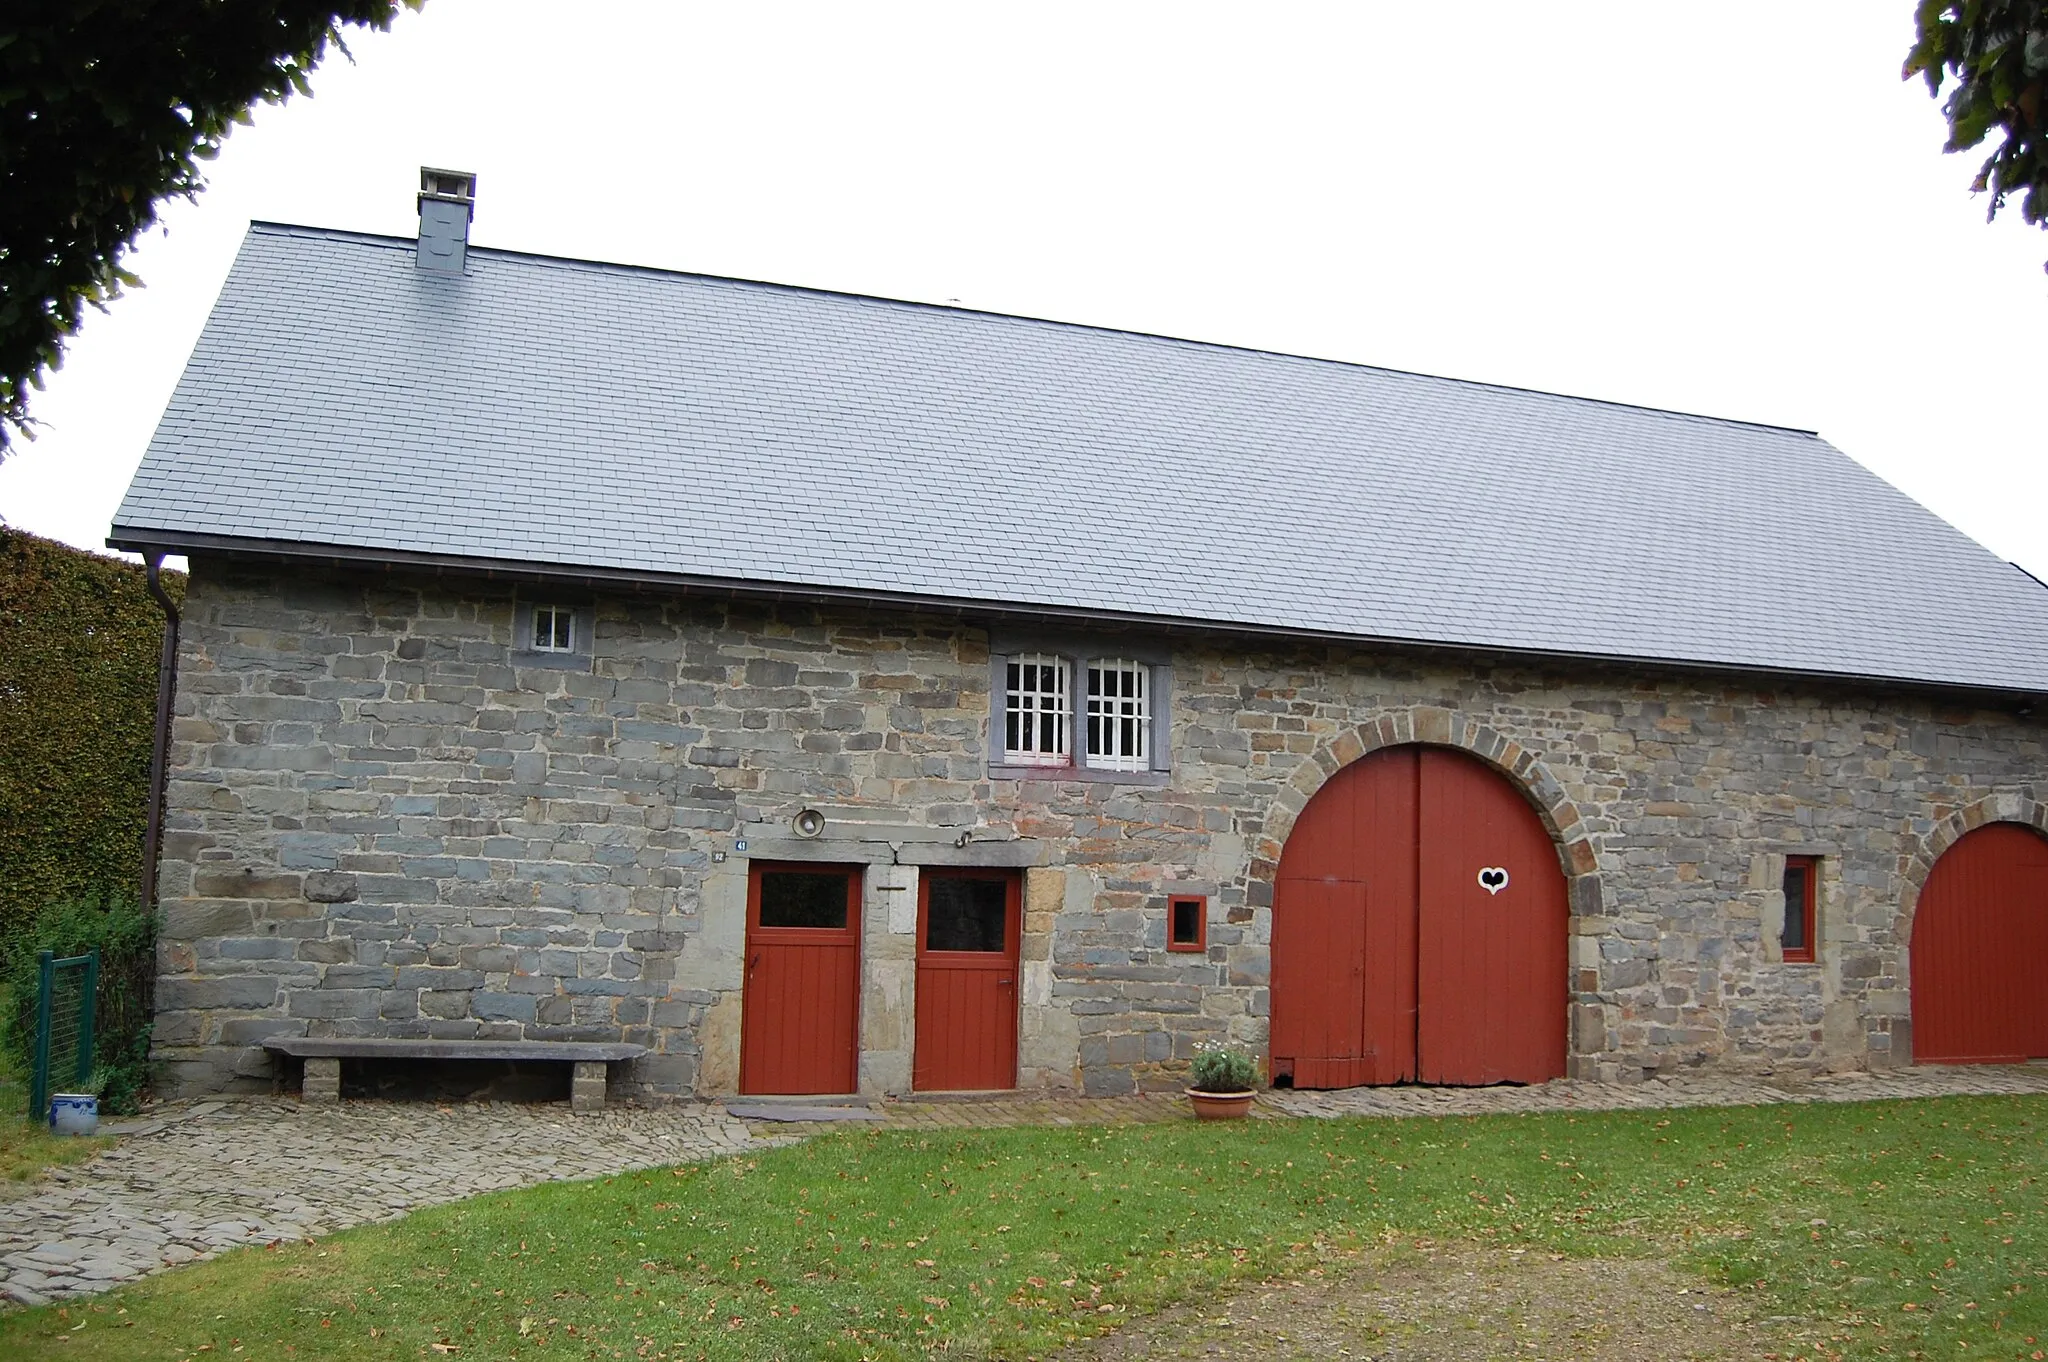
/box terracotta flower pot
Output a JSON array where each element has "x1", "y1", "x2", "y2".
[{"x1": 1186, "y1": 1088, "x2": 1256, "y2": 1120}]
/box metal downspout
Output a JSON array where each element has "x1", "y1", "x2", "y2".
[{"x1": 141, "y1": 554, "x2": 180, "y2": 911}]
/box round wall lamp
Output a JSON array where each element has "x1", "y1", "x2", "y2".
[{"x1": 792, "y1": 808, "x2": 826, "y2": 839}]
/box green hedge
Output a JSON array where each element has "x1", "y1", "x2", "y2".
[
  {"x1": 0, "y1": 528, "x2": 182, "y2": 928},
  {"x1": 0, "y1": 530, "x2": 179, "y2": 1111}
]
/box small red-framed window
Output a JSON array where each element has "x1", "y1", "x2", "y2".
[
  {"x1": 1781, "y1": 855, "x2": 1818, "y2": 963},
  {"x1": 1167, "y1": 894, "x2": 1207, "y2": 953}
]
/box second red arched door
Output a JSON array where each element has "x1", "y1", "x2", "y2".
[
  {"x1": 1912, "y1": 823, "x2": 2048, "y2": 1064},
  {"x1": 1271, "y1": 745, "x2": 1568, "y2": 1088}
]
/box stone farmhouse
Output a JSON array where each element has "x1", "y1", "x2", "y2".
[{"x1": 110, "y1": 171, "x2": 2048, "y2": 1105}]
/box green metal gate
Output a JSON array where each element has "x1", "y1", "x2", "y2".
[{"x1": 29, "y1": 949, "x2": 98, "y2": 1122}]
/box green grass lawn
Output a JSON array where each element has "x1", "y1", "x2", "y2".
[{"x1": 3, "y1": 1094, "x2": 2043, "y2": 1360}]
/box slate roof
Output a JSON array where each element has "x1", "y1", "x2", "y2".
[{"x1": 112, "y1": 222, "x2": 2048, "y2": 694}]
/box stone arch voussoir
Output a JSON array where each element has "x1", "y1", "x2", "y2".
[
  {"x1": 1250, "y1": 707, "x2": 1601, "y2": 916},
  {"x1": 1893, "y1": 790, "x2": 2048, "y2": 955}
]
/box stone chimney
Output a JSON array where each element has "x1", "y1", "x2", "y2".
[{"x1": 415, "y1": 167, "x2": 476, "y2": 273}]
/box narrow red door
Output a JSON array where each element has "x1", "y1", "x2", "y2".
[
  {"x1": 1271, "y1": 744, "x2": 1566, "y2": 1089},
  {"x1": 1416, "y1": 748, "x2": 1569, "y2": 1085},
  {"x1": 1912, "y1": 823, "x2": 2048, "y2": 1064},
  {"x1": 914, "y1": 869, "x2": 1022, "y2": 1091},
  {"x1": 741, "y1": 863, "x2": 861, "y2": 1095}
]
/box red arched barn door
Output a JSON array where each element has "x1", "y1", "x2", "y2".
[
  {"x1": 1271, "y1": 745, "x2": 1568, "y2": 1088},
  {"x1": 1912, "y1": 823, "x2": 2048, "y2": 1064}
]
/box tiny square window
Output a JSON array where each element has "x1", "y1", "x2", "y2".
[
  {"x1": 1782, "y1": 855, "x2": 1817, "y2": 963},
  {"x1": 1004, "y1": 653, "x2": 1071, "y2": 765},
  {"x1": 1085, "y1": 659, "x2": 1150, "y2": 771},
  {"x1": 531, "y1": 605, "x2": 574, "y2": 653},
  {"x1": 1167, "y1": 893, "x2": 1207, "y2": 953}
]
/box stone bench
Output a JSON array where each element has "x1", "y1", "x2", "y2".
[{"x1": 261, "y1": 1038, "x2": 648, "y2": 1114}]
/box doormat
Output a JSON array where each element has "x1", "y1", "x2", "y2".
[{"x1": 725, "y1": 1102, "x2": 887, "y2": 1122}]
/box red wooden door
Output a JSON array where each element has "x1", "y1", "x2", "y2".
[
  {"x1": 1912, "y1": 823, "x2": 2048, "y2": 1064},
  {"x1": 1416, "y1": 748, "x2": 1569, "y2": 1084},
  {"x1": 914, "y1": 869, "x2": 1022, "y2": 1091},
  {"x1": 1272, "y1": 747, "x2": 1419, "y2": 1086},
  {"x1": 741, "y1": 863, "x2": 861, "y2": 1095},
  {"x1": 1271, "y1": 745, "x2": 1567, "y2": 1088}
]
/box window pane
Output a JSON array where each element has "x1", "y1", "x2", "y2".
[
  {"x1": 1004, "y1": 653, "x2": 1069, "y2": 763},
  {"x1": 1085, "y1": 659, "x2": 1149, "y2": 770},
  {"x1": 1781, "y1": 864, "x2": 1808, "y2": 952},
  {"x1": 927, "y1": 877, "x2": 1007, "y2": 952},
  {"x1": 759, "y1": 872, "x2": 850, "y2": 929},
  {"x1": 531, "y1": 607, "x2": 572, "y2": 651},
  {"x1": 1170, "y1": 897, "x2": 1202, "y2": 945}
]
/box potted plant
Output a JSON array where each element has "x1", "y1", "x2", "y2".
[
  {"x1": 1186, "y1": 1044, "x2": 1259, "y2": 1120},
  {"x1": 49, "y1": 1069, "x2": 106, "y2": 1137}
]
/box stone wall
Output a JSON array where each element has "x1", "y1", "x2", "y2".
[{"x1": 151, "y1": 559, "x2": 2047, "y2": 1097}]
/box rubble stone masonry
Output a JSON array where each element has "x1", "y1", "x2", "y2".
[{"x1": 151, "y1": 560, "x2": 2048, "y2": 1098}]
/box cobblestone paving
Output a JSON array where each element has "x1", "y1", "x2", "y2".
[
  {"x1": 852, "y1": 1063, "x2": 2048, "y2": 1134},
  {"x1": 1263, "y1": 1061, "x2": 2048, "y2": 1119},
  {"x1": 869, "y1": 1093, "x2": 1188, "y2": 1131},
  {"x1": 0, "y1": 1097, "x2": 766, "y2": 1308},
  {"x1": 5, "y1": 1064, "x2": 2044, "y2": 1310}
]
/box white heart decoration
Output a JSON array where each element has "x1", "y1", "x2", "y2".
[{"x1": 1477, "y1": 867, "x2": 1509, "y2": 895}]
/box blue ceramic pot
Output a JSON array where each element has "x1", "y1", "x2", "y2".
[{"x1": 49, "y1": 1093, "x2": 98, "y2": 1136}]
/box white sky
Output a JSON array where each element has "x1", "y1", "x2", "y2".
[{"x1": 4, "y1": 2, "x2": 2045, "y2": 580}]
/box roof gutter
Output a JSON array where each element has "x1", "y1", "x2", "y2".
[
  {"x1": 140, "y1": 553, "x2": 180, "y2": 915},
  {"x1": 107, "y1": 527, "x2": 2047, "y2": 708}
]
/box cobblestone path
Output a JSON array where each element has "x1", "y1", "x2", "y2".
[
  {"x1": 0, "y1": 1097, "x2": 764, "y2": 1308},
  {"x1": 4, "y1": 1063, "x2": 2043, "y2": 1308},
  {"x1": 1262, "y1": 1059, "x2": 2048, "y2": 1120},
  {"x1": 867, "y1": 1092, "x2": 1188, "y2": 1130},
  {"x1": 848, "y1": 1061, "x2": 2048, "y2": 1133}
]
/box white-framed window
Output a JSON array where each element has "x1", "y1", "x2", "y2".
[
  {"x1": 1004, "y1": 653, "x2": 1070, "y2": 765},
  {"x1": 530, "y1": 605, "x2": 575, "y2": 653},
  {"x1": 1085, "y1": 659, "x2": 1150, "y2": 771},
  {"x1": 993, "y1": 646, "x2": 1170, "y2": 777}
]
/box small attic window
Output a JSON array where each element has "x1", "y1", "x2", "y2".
[
  {"x1": 512, "y1": 601, "x2": 592, "y2": 673},
  {"x1": 531, "y1": 605, "x2": 574, "y2": 652}
]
